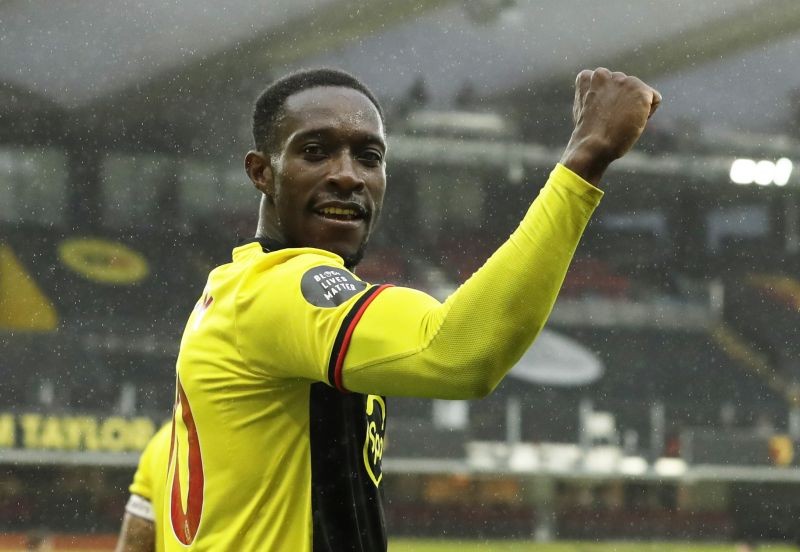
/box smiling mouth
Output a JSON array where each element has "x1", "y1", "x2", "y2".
[{"x1": 313, "y1": 204, "x2": 368, "y2": 222}]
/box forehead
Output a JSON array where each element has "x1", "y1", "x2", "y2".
[{"x1": 279, "y1": 86, "x2": 385, "y2": 143}]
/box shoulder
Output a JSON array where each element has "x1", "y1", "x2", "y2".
[
  {"x1": 151, "y1": 423, "x2": 172, "y2": 457},
  {"x1": 239, "y1": 248, "x2": 368, "y2": 304},
  {"x1": 139, "y1": 423, "x2": 171, "y2": 469},
  {"x1": 238, "y1": 245, "x2": 348, "y2": 280}
]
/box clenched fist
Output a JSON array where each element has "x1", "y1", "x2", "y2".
[{"x1": 559, "y1": 68, "x2": 661, "y2": 186}]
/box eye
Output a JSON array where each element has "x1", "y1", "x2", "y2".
[
  {"x1": 302, "y1": 143, "x2": 326, "y2": 160},
  {"x1": 358, "y1": 149, "x2": 383, "y2": 167}
]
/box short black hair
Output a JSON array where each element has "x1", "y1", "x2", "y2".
[{"x1": 252, "y1": 68, "x2": 384, "y2": 154}]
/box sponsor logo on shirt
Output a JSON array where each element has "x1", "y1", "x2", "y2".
[{"x1": 363, "y1": 395, "x2": 386, "y2": 487}]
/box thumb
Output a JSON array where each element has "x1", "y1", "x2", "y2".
[{"x1": 648, "y1": 88, "x2": 662, "y2": 119}]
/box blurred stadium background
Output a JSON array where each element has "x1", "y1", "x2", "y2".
[{"x1": 4, "y1": 0, "x2": 800, "y2": 549}]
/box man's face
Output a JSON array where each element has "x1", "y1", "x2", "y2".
[{"x1": 267, "y1": 86, "x2": 387, "y2": 266}]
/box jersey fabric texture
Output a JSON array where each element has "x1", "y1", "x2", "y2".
[
  {"x1": 163, "y1": 164, "x2": 602, "y2": 551},
  {"x1": 128, "y1": 423, "x2": 172, "y2": 552}
]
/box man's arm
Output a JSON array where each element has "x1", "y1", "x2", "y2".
[
  {"x1": 337, "y1": 69, "x2": 661, "y2": 398},
  {"x1": 239, "y1": 69, "x2": 660, "y2": 398},
  {"x1": 114, "y1": 512, "x2": 155, "y2": 552},
  {"x1": 114, "y1": 425, "x2": 171, "y2": 552}
]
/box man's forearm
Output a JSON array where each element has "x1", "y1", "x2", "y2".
[
  {"x1": 428, "y1": 163, "x2": 602, "y2": 394},
  {"x1": 344, "y1": 164, "x2": 601, "y2": 398},
  {"x1": 114, "y1": 513, "x2": 155, "y2": 552}
]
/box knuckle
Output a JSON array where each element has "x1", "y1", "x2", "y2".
[
  {"x1": 576, "y1": 69, "x2": 592, "y2": 83},
  {"x1": 628, "y1": 76, "x2": 644, "y2": 87},
  {"x1": 624, "y1": 76, "x2": 646, "y2": 93},
  {"x1": 652, "y1": 87, "x2": 663, "y2": 101}
]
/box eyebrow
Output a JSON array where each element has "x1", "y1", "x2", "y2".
[{"x1": 288, "y1": 127, "x2": 387, "y2": 152}]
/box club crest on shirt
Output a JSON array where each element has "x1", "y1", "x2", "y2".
[
  {"x1": 301, "y1": 266, "x2": 367, "y2": 307},
  {"x1": 192, "y1": 291, "x2": 214, "y2": 330},
  {"x1": 363, "y1": 394, "x2": 386, "y2": 487}
]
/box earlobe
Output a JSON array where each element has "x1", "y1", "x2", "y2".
[{"x1": 244, "y1": 151, "x2": 275, "y2": 198}]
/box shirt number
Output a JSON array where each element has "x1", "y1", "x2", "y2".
[{"x1": 168, "y1": 376, "x2": 204, "y2": 544}]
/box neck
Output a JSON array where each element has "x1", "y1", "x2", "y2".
[
  {"x1": 254, "y1": 200, "x2": 361, "y2": 270},
  {"x1": 256, "y1": 198, "x2": 284, "y2": 242}
]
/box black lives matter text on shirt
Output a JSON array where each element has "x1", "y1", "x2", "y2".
[{"x1": 301, "y1": 266, "x2": 368, "y2": 307}]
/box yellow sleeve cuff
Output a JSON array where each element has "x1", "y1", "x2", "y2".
[{"x1": 552, "y1": 163, "x2": 604, "y2": 204}]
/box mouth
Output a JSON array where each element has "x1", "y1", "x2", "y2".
[{"x1": 311, "y1": 201, "x2": 368, "y2": 224}]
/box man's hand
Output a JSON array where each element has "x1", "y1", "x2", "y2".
[{"x1": 559, "y1": 68, "x2": 662, "y2": 186}]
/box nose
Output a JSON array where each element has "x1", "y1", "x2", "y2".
[{"x1": 327, "y1": 152, "x2": 365, "y2": 192}]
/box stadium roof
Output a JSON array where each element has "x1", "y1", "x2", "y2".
[{"x1": 2, "y1": 0, "x2": 799, "y2": 152}]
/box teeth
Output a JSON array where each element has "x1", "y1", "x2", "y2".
[{"x1": 319, "y1": 207, "x2": 358, "y2": 217}]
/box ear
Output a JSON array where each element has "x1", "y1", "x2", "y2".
[{"x1": 245, "y1": 151, "x2": 275, "y2": 198}]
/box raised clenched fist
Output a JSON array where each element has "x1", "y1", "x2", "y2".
[{"x1": 559, "y1": 68, "x2": 661, "y2": 186}]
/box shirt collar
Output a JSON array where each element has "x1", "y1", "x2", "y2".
[
  {"x1": 237, "y1": 236, "x2": 287, "y2": 254},
  {"x1": 233, "y1": 237, "x2": 356, "y2": 270}
]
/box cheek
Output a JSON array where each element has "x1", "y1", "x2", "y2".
[
  {"x1": 273, "y1": 188, "x2": 305, "y2": 231},
  {"x1": 274, "y1": 173, "x2": 309, "y2": 210},
  {"x1": 370, "y1": 177, "x2": 387, "y2": 206}
]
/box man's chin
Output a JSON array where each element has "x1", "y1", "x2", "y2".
[
  {"x1": 322, "y1": 240, "x2": 368, "y2": 270},
  {"x1": 341, "y1": 250, "x2": 366, "y2": 270}
]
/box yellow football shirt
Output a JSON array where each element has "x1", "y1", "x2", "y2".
[
  {"x1": 128, "y1": 423, "x2": 171, "y2": 552},
  {"x1": 163, "y1": 164, "x2": 602, "y2": 551}
]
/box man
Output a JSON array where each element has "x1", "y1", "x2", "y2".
[
  {"x1": 115, "y1": 423, "x2": 171, "y2": 552},
  {"x1": 164, "y1": 67, "x2": 660, "y2": 550}
]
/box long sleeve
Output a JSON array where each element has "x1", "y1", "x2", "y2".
[{"x1": 340, "y1": 163, "x2": 602, "y2": 398}]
